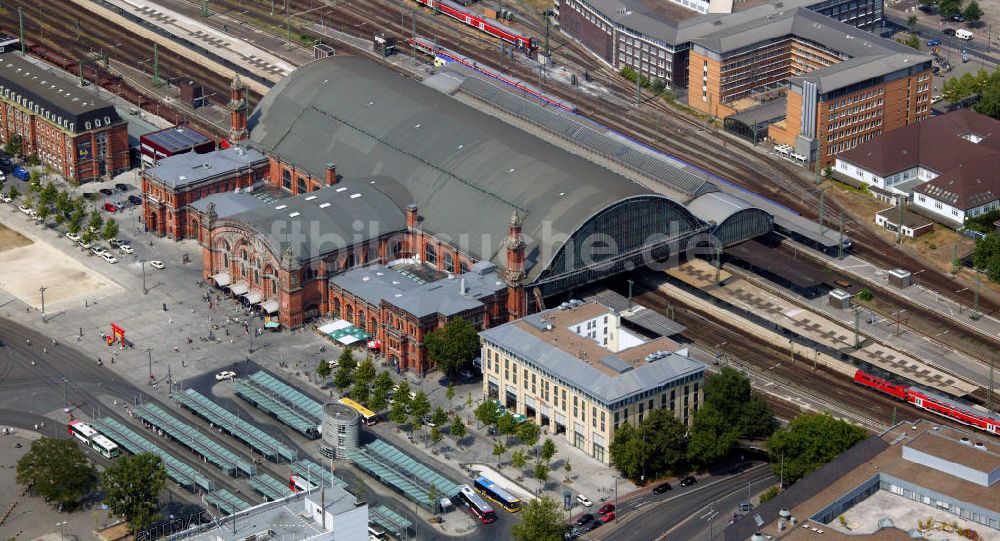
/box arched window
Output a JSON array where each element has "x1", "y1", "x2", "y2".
[
  {"x1": 346, "y1": 304, "x2": 353, "y2": 322},
  {"x1": 371, "y1": 317, "x2": 378, "y2": 335},
  {"x1": 424, "y1": 243, "x2": 437, "y2": 265},
  {"x1": 333, "y1": 298, "x2": 341, "y2": 318},
  {"x1": 392, "y1": 241, "x2": 402, "y2": 257},
  {"x1": 443, "y1": 252, "x2": 454, "y2": 272},
  {"x1": 282, "y1": 169, "x2": 292, "y2": 189},
  {"x1": 345, "y1": 253, "x2": 356, "y2": 268},
  {"x1": 460, "y1": 260, "x2": 470, "y2": 274},
  {"x1": 297, "y1": 177, "x2": 306, "y2": 194}
]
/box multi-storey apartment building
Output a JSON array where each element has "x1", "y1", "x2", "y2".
[
  {"x1": 0, "y1": 52, "x2": 129, "y2": 182},
  {"x1": 479, "y1": 300, "x2": 706, "y2": 465}
]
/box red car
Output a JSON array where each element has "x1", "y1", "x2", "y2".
[
  {"x1": 599, "y1": 503, "x2": 615, "y2": 515},
  {"x1": 601, "y1": 511, "x2": 615, "y2": 523},
  {"x1": 103, "y1": 202, "x2": 117, "y2": 213}
]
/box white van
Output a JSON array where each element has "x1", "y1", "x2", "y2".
[{"x1": 956, "y1": 29, "x2": 974, "y2": 40}]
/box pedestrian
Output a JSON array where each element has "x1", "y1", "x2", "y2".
[{"x1": 33, "y1": 424, "x2": 37, "y2": 431}]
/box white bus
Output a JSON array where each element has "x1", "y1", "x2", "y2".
[{"x1": 68, "y1": 420, "x2": 120, "y2": 458}]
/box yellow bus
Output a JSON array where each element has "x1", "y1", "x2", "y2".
[{"x1": 338, "y1": 397, "x2": 379, "y2": 425}]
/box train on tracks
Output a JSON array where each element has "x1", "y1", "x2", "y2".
[
  {"x1": 409, "y1": 36, "x2": 576, "y2": 112},
  {"x1": 854, "y1": 370, "x2": 1000, "y2": 436},
  {"x1": 412, "y1": 0, "x2": 538, "y2": 53}
]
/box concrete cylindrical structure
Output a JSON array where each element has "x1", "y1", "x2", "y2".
[{"x1": 319, "y1": 402, "x2": 360, "y2": 459}]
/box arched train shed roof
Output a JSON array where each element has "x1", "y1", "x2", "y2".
[{"x1": 687, "y1": 192, "x2": 773, "y2": 248}]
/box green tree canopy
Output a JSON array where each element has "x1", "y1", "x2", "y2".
[
  {"x1": 492, "y1": 441, "x2": 507, "y2": 464},
  {"x1": 475, "y1": 400, "x2": 500, "y2": 428},
  {"x1": 389, "y1": 400, "x2": 409, "y2": 425},
  {"x1": 430, "y1": 426, "x2": 443, "y2": 445},
  {"x1": 393, "y1": 380, "x2": 412, "y2": 411},
  {"x1": 688, "y1": 403, "x2": 741, "y2": 466},
  {"x1": 39, "y1": 181, "x2": 58, "y2": 206},
  {"x1": 939, "y1": 0, "x2": 962, "y2": 16},
  {"x1": 16, "y1": 437, "x2": 97, "y2": 509},
  {"x1": 704, "y1": 367, "x2": 777, "y2": 438},
  {"x1": 766, "y1": 413, "x2": 867, "y2": 482},
  {"x1": 315, "y1": 359, "x2": 332, "y2": 380},
  {"x1": 102, "y1": 218, "x2": 119, "y2": 241},
  {"x1": 354, "y1": 356, "x2": 377, "y2": 386},
  {"x1": 533, "y1": 462, "x2": 549, "y2": 483},
  {"x1": 511, "y1": 448, "x2": 528, "y2": 469},
  {"x1": 6, "y1": 183, "x2": 19, "y2": 201},
  {"x1": 497, "y1": 412, "x2": 517, "y2": 436},
  {"x1": 5, "y1": 133, "x2": 23, "y2": 156},
  {"x1": 88, "y1": 210, "x2": 103, "y2": 233},
  {"x1": 609, "y1": 409, "x2": 688, "y2": 482},
  {"x1": 445, "y1": 383, "x2": 456, "y2": 405},
  {"x1": 431, "y1": 406, "x2": 449, "y2": 427},
  {"x1": 424, "y1": 318, "x2": 480, "y2": 375},
  {"x1": 102, "y1": 453, "x2": 167, "y2": 534},
  {"x1": 370, "y1": 371, "x2": 395, "y2": 412},
  {"x1": 450, "y1": 414, "x2": 467, "y2": 440},
  {"x1": 974, "y1": 69, "x2": 1000, "y2": 120},
  {"x1": 350, "y1": 381, "x2": 370, "y2": 405},
  {"x1": 540, "y1": 438, "x2": 557, "y2": 463},
  {"x1": 410, "y1": 390, "x2": 432, "y2": 422},
  {"x1": 332, "y1": 352, "x2": 357, "y2": 392},
  {"x1": 516, "y1": 421, "x2": 541, "y2": 449},
  {"x1": 511, "y1": 496, "x2": 564, "y2": 541},
  {"x1": 80, "y1": 228, "x2": 95, "y2": 247},
  {"x1": 963, "y1": 0, "x2": 983, "y2": 20},
  {"x1": 896, "y1": 34, "x2": 921, "y2": 50},
  {"x1": 973, "y1": 233, "x2": 1000, "y2": 283}
]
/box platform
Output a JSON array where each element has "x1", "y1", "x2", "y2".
[{"x1": 667, "y1": 259, "x2": 978, "y2": 397}]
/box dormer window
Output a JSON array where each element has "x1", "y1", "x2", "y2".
[
  {"x1": 85, "y1": 121, "x2": 91, "y2": 130},
  {"x1": 961, "y1": 133, "x2": 984, "y2": 143}
]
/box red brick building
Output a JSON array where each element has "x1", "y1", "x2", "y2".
[{"x1": 0, "y1": 53, "x2": 129, "y2": 182}]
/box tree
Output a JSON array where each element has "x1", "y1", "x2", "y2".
[
  {"x1": 67, "y1": 217, "x2": 81, "y2": 235},
  {"x1": 393, "y1": 380, "x2": 412, "y2": 412},
  {"x1": 445, "y1": 383, "x2": 456, "y2": 406},
  {"x1": 609, "y1": 410, "x2": 688, "y2": 482},
  {"x1": 687, "y1": 403, "x2": 741, "y2": 466},
  {"x1": 332, "y1": 351, "x2": 357, "y2": 392},
  {"x1": 354, "y1": 356, "x2": 377, "y2": 387},
  {"x1": 450, "y1": 414, "x2": 467, "y2": 441},
  {"x1": 492, "y1": 441, "x2": 507, "y2": 465},
  {"x1": 88, "y1": 210, "x2": 103, "y2": 233},
  {"x1": 533, "y1": 462, "x2": 550, "y2": 487},
  {"x1": 35, "y1": 202, "x2": 50, "y2": 223},
  {"x1": 39, "y1": 181, "x2": 57, "y2": 206},
  {"x1": 6, "y1": 183, "x2": 18, "y2": 201},
  {"x1": 430, "y1": 427, "x2": 443, "y2": 446},
  {"x1": 5, "y1": 133, "x2": 22, "y2": 156},
  {"x1": 350, "y1": 381, "x2": 370, "y2": 405},
  {"x1": 963, "y1": 0, "x2": 983, "y2": 21},
  {"x1": 102, "y1": 218, "x2": 119, "y2": 241},
  {"x1": 424, "y1": 318, "x2": 480, "y2": 376},
  {"x1": 70, "y1": 206, "x2": 86, "y2": 233},
  {"x1": 511, "y1": 496, "x2": 564, "y2": 541},
  {"x1": 80, "y1": 228, "x2": 95, "y2": 248},
  {"x1": 370, "y1": 371, "x2": 395, "y2": 412},
  {"x1": 410, "y1": 390, "x2": 431, "y2": 424},
  {"x1": 511, "y1": 449, "x2": 528, "y2": 470},
  {"x1": 704, "y1": 367, "x2": 777, "y2": 439},
  {"x1": 973, "y1": 233, "x2": 1000, "y2": 283},
  {"x1": 389, "y1": 400, "x2": 409, "y2": 425},
  {"x1": 540, "y1": 438, "x2": 557, "y2": 463},
  {"x1": 740, "y1": 395, "x2": 779, "y2": 437},
  {"x1": 316, "y1": 359, "x2": 332, "y2": 380},
  {"x1": 563, "y1": 460, "x2": 572, "y2": 481},
  {"x1": 55, "y1": 190, "x2": 71, "y2": 216},
  {"x1": 759, "y1": 485, "x2": 781, "y2": 504},
  {"x1": 939, "y1": 0, "x2": 962, "y2": 17},
  {"x1": 475, "y1": 400, "x2": 499, "y2": 429},
  {"x1": 497, "y1": 412, "x2": 517, "y2": 437},
  {"x1": 16, "y1": 438, "x2": 97, "y2": 509},
  {"x1": 907, "y1": 14, "x2": 918, "y2": 31},
  {"x1": 766, "y1": 413, "x2": 867, "y2": 482},
  {"x1": 974, "y1": 69, "x2": 1000, "y2": 120},
  {"x1": 431, "y1": 406, "x2": 449, "y2": 427},
  {"x1": 102, "y1": 453, "x2": 167, "y2": 534},
  {"x1": 517, "y1": 421, "x2": 541, "y2": 453},
  {"x1": 896, "y1": 34, "x2": 921, "y2": 50}
]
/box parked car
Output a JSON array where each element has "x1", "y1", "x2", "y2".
[
  {"x1": 919, "y1": 4, "x2": 932, "y2": 11},
  {"x1": 653, "y1": 482, "x2": 672, "y2": 494},
  {"x1": 421, "y1": 415, "x2": 437, "y2": 427},
  {"x1": 0, "y1": 193, "x2": 11, "y2": 203},
  {"x1": 91, "y1": 246, "x2": 108, "y2": 257},
  {"x1": 215, "y1": 371, "x2": 236, "y2": 381},
  {"x1": 679, "y1": 476, "x2": 697, "y2": 487},
  {"x1": 149, "y1": 260, "x2": 164, "y2": 269},
  {"x1": 108, "y1": 239, "x2": 122, "y2": 248},
  {"x1": 104, "y1": 202, "x2": 118, "y2": 213},
  {"x1": 583, "y1": 520, "x2": 602, "y2": 532},
  {"x1": 927, "y1": 38, "x2": 942, "y2": 46},
  {"x1": 18, "y1": 204, "x2": 31, "y2": 214},
  {"x1": 438, "y1": 376, "x2": 450, "y2": 387},
  {"x1": 943, "y1": 28, "x2": 957, "y2": 36},
  {"x1": 66, "y1": 232, "x2": 81, "y2": 242},
  {"x1": 77, "y1": 239, "x2": 91, "y2": 250},
  {"x1": 99, "y1": 188, "x2": 113, "y2": 196},
  {"x1": 576, "y1": 494, "x2": 593, "y2": 507},
  {"x1": 951, "y1": 13, "x2": 965, "y2": 21},
  {"x1": 574, "y1": 514, "x2": 594, "y2": 526},
  {"x1": 128, "y1": 194, "x2": 143, "y2": 205},
  {"x1": 102, "y1": 252, "x2": 118, "y2": 264},
  {"x1": 111, "y1": 200, "x2": 125, "y2": 210},
  {"x1": 83, "y1": 192, "x2": 97, "y2": 200},
  {"x1": 739, "y1": 503, "x2": 754, "y2": 513},
  {"x1": 600, "y1": 512, "x2": 615, "y2": 523},
  {"x1": 12, "y1": 166, "x2": 29, "y2": 181},
  {"x1": 115, "y1": 183, "x2": 130, "y2": 191},
  {"x1": 120, "y1": 244, "x2": 134, "y2": 254},
  {"x1": 599, "y1": 503, "x2": 615, "y2": 515}
]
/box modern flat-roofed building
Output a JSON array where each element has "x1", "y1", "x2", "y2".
[
  {"x1": 834, "y1": 109, "x2": 1000, "y2": 228},
  {"x1": 168, "y1": 484, "x2": 368, "y2": 541},
  {"x1": 0, "y1": 52, "x2": 129, "y2": 182},
  {"x1": 139, "y1": 125, "x2": 215, "y2": 166},
  {"x1": 721, "y1": 419, "x2": 1000, "y2": 540},
  {"x1": 479, "y1": 300, "x2": 705, "y2": 465},
  {"x1": 558, "y1": 0, "x2": 930, "y2": 168}
]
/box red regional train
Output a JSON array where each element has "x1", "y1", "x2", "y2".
[
  {"x1": 854, "y1": 370, "x2": 1000, "y2": 436},
  {"x1": 413, "y1": 0, "x2": 538, "y2": 52}
]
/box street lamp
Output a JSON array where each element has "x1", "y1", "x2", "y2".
[
  {"x1": 248, "y1": 314, "x2": 256, "y2": 354},
  {"x1": 39, "y1": 285, "x2": 47, "y2": 321},
  {"x1": 140, "y1": 259, "x2": 148, "y2": 294}
]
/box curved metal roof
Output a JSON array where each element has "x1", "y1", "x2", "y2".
[
  {"x1": 248, "y1": 56, "x2": 698, "y2": 280},
  {"x1": 687, "y1": 191, "x2": 767, "y2": 224}
]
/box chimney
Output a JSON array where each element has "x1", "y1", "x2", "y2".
[
  {"x1": 325, "y1": 163, "x2": 337, "y2": 186},
  {"x1": 406, "y1": 204, "x2": 419, "y2": 229},
  {"x1": 460, "y1": 278, "x2": 467, "y2": 296}
]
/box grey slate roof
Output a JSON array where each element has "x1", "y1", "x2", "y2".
[
  {"x1": 687, "y1": 190, "x2": 764, "y2": 224},
  {"x1": 190, "y1": 192, "x2": 267, "y2": 218},
  {"x1": 0, "y1": 53, "x2": 121, "y2": 133},
  {"x1": 248, "y1": 56, "x2": 689, "y2": 281},
  {"x1": 145, "y1": 147, "x2": 267, "y2": 188},
  {"x1": 480, "y1": 314, "x2": 705, "y2": 405},
  {"x1": 331, "y1": 264, "x2": 507, "y2": 319},
  {"x1": 221, "y1": 181, "x2": 406, "y2": 263}
]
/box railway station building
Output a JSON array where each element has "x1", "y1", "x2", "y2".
[
  {"x1": 558, "y1": 0, "x2": 931, "y2": 168},
  {"x1": 0, "y1": 52, "x2": 130, "y2": 182},
  {"x1": 722, "y1": 419, "x2": 1000, "y2": 540},
  {"x1": 479, "y1": 299, "x2": 706, "y2": 465}
]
